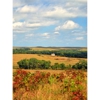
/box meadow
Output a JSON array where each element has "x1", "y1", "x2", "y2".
[{"x1": 13, "y1": 54, "x2": 86, "y2": 69}]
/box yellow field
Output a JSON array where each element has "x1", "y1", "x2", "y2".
[
  {"x1": 13, "y1": 47, "x2": 87, "y2": 51},
  {"x1": 30, "y1": 47, "x2": 57, "y2": 51},
  {"x1": 29, "y1": 47, "x2": 87, "y2": 51},
  {"x1": 13, "y1": 54, "x2": 87, "y2": 68}
]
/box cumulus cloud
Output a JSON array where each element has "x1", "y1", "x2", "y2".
[
  {"x1": 54, "y1": 32, "x2": 60, "y2": 35},
  {"x1": 25, "y1": 34, "x2": 34, "y2": 37},
  {"x1": 25, "y1": 20, "x2": 58, "y2": 28},
  {"x1": 55, "y1": 20, "x2": 80, "y2": 30},
  {"x1": 41, "y1": 33, "x2": 50, "y2": 38},
  {"x1": 13, "y1": 0, "x2": 87, "y2": 47},
  {"x1": 16, "y1": 5, "x2": 38, "y2": 13},
  {"x1": 13, "y1": 20, "x2": 58, "y2": 33},
  {"x1": 43, "y1": 6, "x2": 76, "y2": 18},
  {"x1": 13, "y1": 0, "x2": 25, "y2": 7},
  {"x1": 26, "y1": 23, "x2": 41, "y2": 28},
  {"x1": 13, "y1": 0, "x2": 87, "y2": 34},
  {"x1": 13, "y1": 22, "x2": 24, "y2": 28},
  {"x1": 76, "y1": 37, "x2": 84, "y2": 40}
]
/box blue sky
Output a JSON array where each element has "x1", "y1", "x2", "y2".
[{"x1": 13, "y1": 0, "x2": 87, "y2": 47}]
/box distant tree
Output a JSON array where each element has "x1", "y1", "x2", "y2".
[
  {"x1": 59, "y1": 63, "x2": 66, "y2": 70},
  {"x1": 72, "y1": 60, "x2": 87, "y2": 70}
]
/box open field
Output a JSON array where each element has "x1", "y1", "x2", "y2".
[
  {"x1": 13, "y1": 54, "x2": 87, "y2": 68},
  {"x1": 30, "y1": 47, "x2": 87, "y2": 51},
  {"x1": 13, "y1": 47, "x2": 87, "y2": 51}
]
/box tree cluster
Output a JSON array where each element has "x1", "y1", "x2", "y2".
[
  {"x1": 72, "y1": 60, "x2": 87, "y2": 69},
  {"x1": 17, "y1": 58, "x2": 87, "y2": 70},
  {"x1": 14, "y1": 49, "x2": 87, "y2": 58}
]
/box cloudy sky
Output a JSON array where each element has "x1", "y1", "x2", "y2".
[{"x1": 13, "y1": 0, "x2": 87, "y2": 47}]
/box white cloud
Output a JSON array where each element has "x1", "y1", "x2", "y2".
[
  {"x1": 25, "y1": 34, "x2": 34, "y2": 37},
  {"x1": 26, "y1": 23, "x2": 41, "y2": 28},
  {"x1": 65, "y1": 0, "x2": 87, "y2": 17},
  {"x1": 26, "y1": 20, "x2": 58, "y2": 28},
  {"x1": 76, "y1": 0, "x2": 87, "y2": 3},
  {"x1": 41, "y1": 21, "x2": 58, "y2": 26},
  {"x1": 55, "y1": 20, "x2": 80, "y2": 30},
  {"x1": 41, "y1": 33, "x2": 50, "y2": 38},
  {"x1": 13, "y1": 0, "x2": 25, "y2": 7},
  {"x1": 43, "y1": 6, "x2": 76, "y2": 18},
  {"x1": 42, "y1": 33, "x2": 49, "y2": 36},
  {"x1": 13, "y1": 22, "x2": 24, "y2": 28},
  {"x1": 76, "y1": 37, "x2": 84, "y2": 40},
  {"x1": 16, "y1": 5, "x2": 38, "y2": 13},
  {"x1": 72, "y1": 30, "x2": 87, "y2": 36},
  {"x1": 13, "y1": 30, "x2": 26, "y2": 33},
  {"x1": 13, "y1": 0, "x2": 87, "y2": 39},
  {"x1": 13, "y1": 20, "x2": 58, "y2": 33},
  {"x1": 13, "y1": 0, "x2": 87, "y2": 47},
  {"x1": 54, "y1": 32, "x2": 60, "y2": 35}
]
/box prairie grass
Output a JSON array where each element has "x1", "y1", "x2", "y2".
[{"x1": 13, "y1": 69, "x2": 87, "y2": 100}]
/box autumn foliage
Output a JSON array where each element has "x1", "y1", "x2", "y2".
[{"x1": 13, "y1": 69, "x2": 87, "y2": 100}]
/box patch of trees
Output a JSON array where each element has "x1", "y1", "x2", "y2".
[
  {"x1": 17, "y1": 58, "x2": 50, "y2": 69},
  {"x1": 17, "y1": 58, "x2": 87, "y2": 70},
  {"x1": 13, "y1": 49, "x2": 87, "y2": 58},
  {"x1": 72, "y1": 60, "x2": 87, "y2": 70}
]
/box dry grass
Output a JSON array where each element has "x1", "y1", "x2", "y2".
[
  {"x1": 13, "y1": 54, "x2": 87, "y2": 68},
  {"x1": 14, "y1": 84, "x2": 69, "y2": 100},
  {"x1": 29, "y1": 47, "x2": 87, "y2": 51},
  {"x1": 30, "y1": 47, "x2": 57, "y2": 51}
]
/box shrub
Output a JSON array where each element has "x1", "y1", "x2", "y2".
[{"x1": 72, "y1": 60, "x2": 87, "y2": 70}]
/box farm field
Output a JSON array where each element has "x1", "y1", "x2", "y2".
[
  {"x1": 13, "y1": 54, "x2": 87, "y2": 69},
  {"x1": 30, "y1": 47, "x2": 87, "y2": 51}
]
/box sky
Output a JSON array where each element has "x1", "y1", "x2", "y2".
[{"x1": 13, "y1": 0, "x2": 87, "y2": 47}]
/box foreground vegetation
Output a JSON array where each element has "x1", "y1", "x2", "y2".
[{"x1": 13, "y1": 69, "x2": 87, "y2": 100}]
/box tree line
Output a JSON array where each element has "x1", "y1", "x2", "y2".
[
  {"x1": 13, "y1": 49, "x2": 87, "y2": 58},
  {"x1": 17, "y1": 58, "x2": 87, "y2": 70}
]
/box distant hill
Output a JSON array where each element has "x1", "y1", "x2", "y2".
[{"x1": 13, "y1": 47, "x2": 87, "y2": 52}]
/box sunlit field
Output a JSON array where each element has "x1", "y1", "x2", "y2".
[{"x1": 13, "y1": 54, "x2": 86, "y2": 69}]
